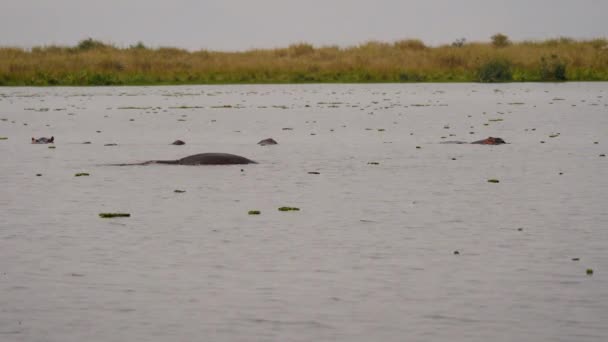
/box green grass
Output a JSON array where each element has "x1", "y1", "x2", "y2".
[{"x1": 1, "y1": 37, "x2": 607, "y2": 85}]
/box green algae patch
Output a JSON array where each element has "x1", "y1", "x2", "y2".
[
  {"x1": 278, "y1": 207, "x2": 300, "y2": 212},
  {"x1": 0, "y1": 137, "x2": 8, "y2": 140},
  {"x1": 248, "y1": 210, "x2": 261, "y2": 215},
  {"x1": 586, "y1": 268, "x2": 594, "y2": 275},
  {"x1": 48, "y1": 146, "x2": 56, "y2": 149},
  {"x1": 367, "y1": 162, "x2": 380, "y2": 165},
  {"x1": 99, "y1": 213, "x2": 130, "y2": 218},
  {"x1": 174, "y1": 189, "x2": 186, "y2": 193},
  {"x1": 487, "y1": 179, "x2": 500, "y2": 183},
  {"x1": 74, "y1": 173, "x2": 90, "y2": 177}
]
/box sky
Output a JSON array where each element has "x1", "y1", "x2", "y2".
[{"x1": 1, "y1": 0, "x2": 607, "y2": 51}]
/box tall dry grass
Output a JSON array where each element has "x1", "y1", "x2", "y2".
[{"x1": 0, "y1": 37, "x2": 607, "y2": 85}]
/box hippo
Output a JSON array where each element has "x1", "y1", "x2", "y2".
[
  {"x1": 257, "y1": 138, "x2": 278, "y2": 146},
  {"x1": 32, "y1": 136, "x2": 54, "y2": 144},
  {"x1": 113, "y1": 153, "x2": 257, "y2": 166},
  {"x1": 471, "y1": 137, "x2": 506, "y2": 145},
  {"x1": 171, "y1": 140, "x2": 185, "y2": 145},
  {"x1": 441, "y1": 137, "x2": 506, "y2": 145}
]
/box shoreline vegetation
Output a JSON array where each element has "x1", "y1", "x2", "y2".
[{"x1": 1, "y1": 35, "x2": 607, "y2": 86}]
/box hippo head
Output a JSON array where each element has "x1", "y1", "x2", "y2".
[{"x1": 491, "y1": 137, "x2": 506, "y2": 144}]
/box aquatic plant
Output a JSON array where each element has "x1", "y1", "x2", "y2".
[
  {"x1": 248, "y1": 210, "x2": 261, "y2": 215},
  {"x1": 99, "y1": 213, "x2": 130, "y2": 218},
  {"x1": 74, "y1": 173, "x2": 90, "y2": 177},
  {"x1": 487, "y1": 179, "x2": 500, "y2": 183},
  {"x1": 278, "y1": 207, "x2": 300, "y2": 211}
]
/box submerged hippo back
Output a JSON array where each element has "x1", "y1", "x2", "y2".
[{"x1": 177, "y1": 153, "x2": 256, "y2": 165}]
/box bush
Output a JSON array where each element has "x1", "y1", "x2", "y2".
[
  {"x1": 451, "y1": 38, "x2": 466, "y2": 47},
  {"x1": 288, "y1": 43, "x2": 314, "y2": 57},
  {"x1": 491, "y1": 33, "x2": 511, "y2": 48},
  {"x1": 477, "y1": 59, "x2": 512, "y2": 82},
  {"x1": 394, "y1": 39, "x2": 427, "y2": 50},
  {"x1": 539, "y1": 55, "x2": 567, "y2": 81},
  {"x1": 76, "y1": 38, "x2": 110, "y2": 51}
]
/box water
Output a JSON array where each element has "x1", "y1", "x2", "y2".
[{"x1": 1, "y1": 83, "x2": 607, "y2": 341}]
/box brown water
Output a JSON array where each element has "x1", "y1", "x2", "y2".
[{"x1": 1, "y1": 83, "x2": 607, "y2": 342}]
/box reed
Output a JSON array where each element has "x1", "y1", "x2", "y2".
[{"x1": 1, "y1": 36, "x2": 607, "y2": 85}]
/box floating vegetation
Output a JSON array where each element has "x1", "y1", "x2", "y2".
[
  {"x1": 377, "y1": 128, "x2": 385, "y2": 132},
  {"x1": 117, "y1": 106, "x2": 152, "y2": 110},
  {"x1": 416, "y1": 146, "x2": 421, "y2": 149},
  {"x1": 367, "y1": 162, "x2": 380, "y2": 165},
  {"x1": 48, "y1": 146, "x2": 56, "y2": 149},
  {"x1": 489, "y1": 118, "x2": 504, "y2": 122},
  {"x1": 0, "y1": 137, "x2": 7, "y2": 140},
  {"x1": 308, "y1": 171, "x2": 320, "y2": 175},
  {"x1": 99, "y1": 213, "x2": 130, "y2": 218},
  {"x1": 74, "y1": 172, "x2": 89, "y2": 177},
  {"x1": 278, "y1": 207, "x2": 300, "y2": 212},
  {"x1": 104, "y1": 143, "x2": 118, "y2": 146},
  {"x1": 487, "y1": 179, "x2": 500, "y2": 183},
  {"x1": 248, "y1": 210, "x2": 261, "y2": 215},
  {"x1": 174, "y1": 189, "x2": 186, "y2": 193},
  {"x1": 36, "y1": 173, "x2": 42, "y2": 176},
  {"x1": 586, "y1": 268, "x2": 594, "y2": 275},
  {"x1": 549, "y1": 133, "x2": 560, "y2": 138},
  {"x1": 211, "y1": 105, "x2": 233, "y2": 108},
  {"x1": 169, "y1": 105, "x2": 204, "y2": 109}
]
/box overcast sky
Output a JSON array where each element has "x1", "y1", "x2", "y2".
[{"x1": 1, "y1": 0, "x2": 607, "y2": 51}]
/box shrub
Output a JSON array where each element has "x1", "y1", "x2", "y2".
[
  {"x1": 288, "y1": 43, "x2": 314, "y2": 57},
  {"x1": 76, "y1": 38, "x2": 110, "y2": 51},
  {"x1": 394, "y1": 39, "x2": 427, "y2": 50},
  {"x1": 451, "y1": 38, "x2": 466, "y2": 47},
  {"x1": 539, "y1": 55, "x2": 567, "y2": 81},
  {"x1": 491, "y1": 33, "x2": 511, "y2": 48},
  {"x1": 129, "y1": 41, "x2": 147, "y2": 50},
  {"x1": 477, "y1": 59, "x2": 512, "y2": 82}
]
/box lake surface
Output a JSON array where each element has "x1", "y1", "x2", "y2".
[{"x1": 1, "y1": 83, "x2": 607, "y2": 342}]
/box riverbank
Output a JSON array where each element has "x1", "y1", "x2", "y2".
[{"x1": 1, "y1": 37, "x2": 607, "y2": 85}]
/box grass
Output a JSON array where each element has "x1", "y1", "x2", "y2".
[{"x1": 0, "y1": 37, "x2": 607, "y2": 85}]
